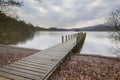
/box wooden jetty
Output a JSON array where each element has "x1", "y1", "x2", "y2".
[{"x1": 0, "y1": 33, "x2": 86, "y2": 80}]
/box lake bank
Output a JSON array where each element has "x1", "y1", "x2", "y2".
[
  {"x1": 0, "y1": 44, "x2": 120, "y2": 80},
  {"x1": 49, "y1": 54, "x2": 120, "y2": 80},
  {"x1": 3, "y1": 31, "x2": 118, "y2": 57},
  {"x1": 0, "y1": 44, "x2": 40, "y2": 67}
]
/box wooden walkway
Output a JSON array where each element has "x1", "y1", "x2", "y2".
[{"x1": 0, "y1": 38, "x2": 77, "y2": 80}]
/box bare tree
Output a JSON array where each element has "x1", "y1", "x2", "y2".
[
  {"x1": 106, "y1": 8, "x2": 120, "y2": 31},
  {"x1": 109, "y1": 32, "x2": 120, "y2": 58},
  {"x1": 0, "y1": 0, "x2": 23, "y2": 18},
  {"x1": 106, "y1": 8, "x2": 120, "y2": 58}
]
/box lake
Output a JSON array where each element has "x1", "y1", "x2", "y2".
[
  {"x1": 0, "y1": 31, "x2": 119, "y2": 57},
  {"x1": 10, "y1": 31, "x2": 76, "y2": 50},
  {"x1": 80, "y1": 32, "x2": 120, "y2": 57}
]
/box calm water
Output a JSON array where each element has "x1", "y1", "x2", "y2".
[
  {"x1": 0, "y1": 31, "x2": 120, "y2": 57},
  {"x1": 10, "y1": 31, "x2": 76, "y2": 50},
  {"x1": 81, "y1": 32, "x2": 120, "y2": 57}
]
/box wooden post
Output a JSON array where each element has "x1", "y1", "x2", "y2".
[
  {"x1": 67, "y1": 35, "x2": 68, "y2": 41},
  {"x1": 76, "y1": 36, "x2": 78, "y2": 52},
  {"x1": 74, "y1": 34, "x2": 75, "y2": 38},
  {"x1": 62, "y1": 36, "x2": 64, "y2": 43},
  {"x1": 66, "y1": 35, "x2": 67, "y2": 41},
  {"x1": 68, "y1": 35, "x2": 70, "y2": 40},
  {"x1": 71, "y1": 35, "x2": 72, "y2": 39}
]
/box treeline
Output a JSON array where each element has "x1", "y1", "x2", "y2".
[
  {"x1": 0, "y1": 11, "x2": 36, "y2": 33},
  {"x1": 0, "y1": 11, "x2": 68, "y2": 33},
  {"x1": 34, "y1": 27, "x2": 68, "y2": 31}
]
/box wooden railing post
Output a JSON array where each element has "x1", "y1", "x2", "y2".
[
  {"x1": 62, "y1": 36, "x2": 64, "y2": 43},
  {"x1": 68, "y1": 35, "x2": 70, "y2": 40},
  {"x1": 71, "y1": 35, "x2": 72, "y2": 39},
  {"x1": 66, "y1": 35, "x2": 67, "y2": 41}
]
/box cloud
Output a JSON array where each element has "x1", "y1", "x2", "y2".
[
  {"x1": 75, "y1": 18, "x2": 106, "y2": 28},
  {"x1": 17, "y1": 0, "x2": 120, "y2": 28}
]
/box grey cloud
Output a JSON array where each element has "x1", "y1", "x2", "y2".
[{"x1": 17, "y1": 0, "x2": 120, "y2": 28}]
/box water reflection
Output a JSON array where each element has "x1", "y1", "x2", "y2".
[
  {"x1": 0, "y1": 32, "x2": 35, "y2": 45},
  {"x1": 0, "y1": 31, "x2": 119, "y2": 57},
  {"x1": 109, "y1": 32, "x2": 120, "y2": 58},
  {"x1": 81, "y1": 32, "x2": 120, "y2": 57},
  {"x1": 12, "y1": 31, "x2": 76, "y2": 50}
]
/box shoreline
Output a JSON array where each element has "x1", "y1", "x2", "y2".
[
  {"x1": 76, "y1": 54, "x2": 119, "y2": 60},
  {"x1": 0, "y1": 44, "x2": 40, "y2": 67},
  {"x1": 0, "y1": 44, "x2": 120, "y2": 80},
  {"x1": 49, "y1": 54, "x2": 120, "y2": 80}
]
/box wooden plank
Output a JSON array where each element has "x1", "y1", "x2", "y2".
[
  {"x1": 35, "y1": 53, "x2": 65, "y2": 58},
  {"x1": 31, "y1": 54, "x2": 62, "y2": 59},
  {"x1": 22, "y1": 58, "x2": 57, "y2": 64},
  {"x1": 0, "y1": 37, "x2": 80, "y2": 80},
  {"x1": 11, "y1": 62, "x2": 49, "y2": 72},
  {"x1": 3, "y1": 66, "x2": 44, "y2": 77},
  {"x1": 20, "y1": 57, "x2": 55, "y2": 64},
  {"x1": 0, "y1": 68, "x2": 39, "y2": 80},
  {"x1": 24, "y1": 54, "x2": 60, "y2": 59},
  {"x1": 25, "y1": 55, "x2": 62, "y2": 60},
  {"x1": 4, "y1": 64, "x2": 47, "y2": 74},
  {"x1": 0, "y1": 76, "x2": 11, "y2": 80},
  {"x1": 13, "y1": 62, "x2": 51, "y2": 71},
  {"x1": 20, "y1": 59, "x2": 57, "y2": 65},
  {"x1": 15, "y1": 61, "x2": 52, "y2": 69},
  {"x1": 40, "y1": 39, "x2": 77, "y2": 80},
  {"x1": 21, "y1": 59, "x2": 55, "y2": 66},
  {"x1": 23, "y1": 57, "x2": 58, "y2": 62}
]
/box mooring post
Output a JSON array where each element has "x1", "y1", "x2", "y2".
[
  {"x1": 66, "y1": 35, "x2": 67, "y2": 41},
  {"x1": 76, "y1": 36, "x2": 78, "y2": 52},
  {"x1": 78, "y1": 34, "x2": 80, "y2": 51},
  {"x1": 68, "y1": 35, "x2": 69, "y2": 40},
  {"x1": 68, "y1": 35, "x2": 70, "y2": 40},
  {"x1": 78, "y1": 35, "x2": 80, "y2": 47},
  {"x1": 62, "y1": 36, "x2": 64, "y2": 43},
  {"x1": 71, "y1": 35, "x2": 72, "y2": 39}
]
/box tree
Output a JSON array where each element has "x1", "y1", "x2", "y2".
[
  {"x1": 106, "y1": 8, "x2": 120, "y2": 31},
  {"x1": 0, "y1": 0, "x2": 23, "y2": 17},
  {"x1": 109, "y1": 32, "x2": 120, "y2": 58}
]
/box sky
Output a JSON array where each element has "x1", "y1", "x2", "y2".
[{"x1": 17, "y1": 0, "x2": 120, "y2": 28}]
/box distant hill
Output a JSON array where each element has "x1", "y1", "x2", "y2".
[
  {"x1": 71, "y1": 24, "x2": 112, "y2": 31},
  {"x1": 33, "y1": 27, "x2": 68, "y2": 31},
  {"x1": 47, "y1": 27, "x2": 68, "y2": 31}
]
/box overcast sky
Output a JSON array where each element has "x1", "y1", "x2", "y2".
[{"x1": 17, "y1": 0, "x2": 120, "y2": 28}]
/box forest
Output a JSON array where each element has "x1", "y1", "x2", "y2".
[{"x1": 0, "y1": 11, "x2": 37, "y2": 33}]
